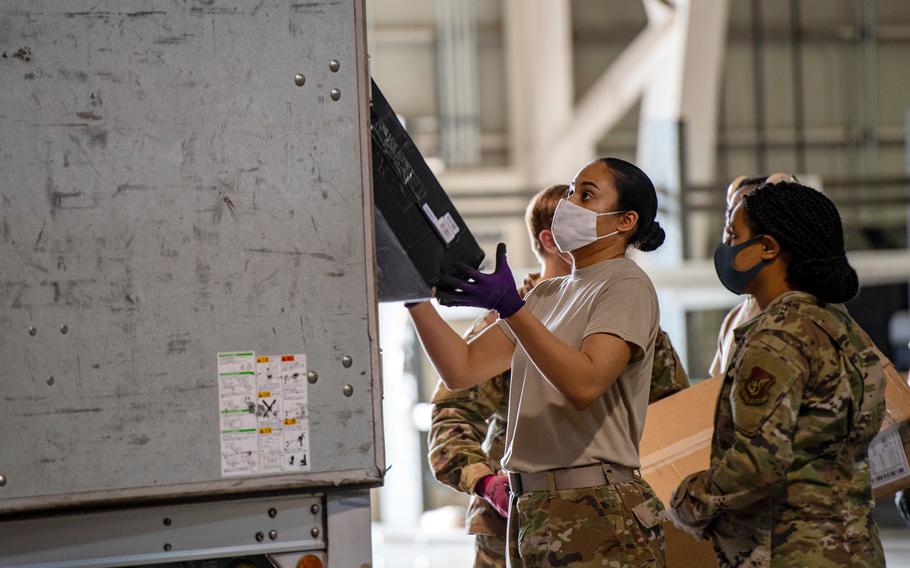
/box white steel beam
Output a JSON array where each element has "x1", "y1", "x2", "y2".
[
  {"x1": 437, "y1": 0, "x2": 482, "y2": 167},
  {"x1": 484, "y1": 0, "x2": 729, "y2": 200},
  {"x1": 638, "y1": 0, "x2": 730, "y2": 187},
  {"x1": 536, "y1": 14, "x2": 677, "y2": 184},
  {"x1": 503, "y1": 0, "x2": 574, "y2": 183},
  {"x1": 638, "y1": 0, "x2": 730, "y2": 266}
]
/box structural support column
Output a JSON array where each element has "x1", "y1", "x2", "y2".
[
  {"x1": 377, "y1": 303, "x2": 423, "y2": 527},
  {"x1": 503, "y1": 0, "x2": 574, "y2": 184},
  {"x1": 437, "y1": 0, "x2": 482, "y2": 167},
  {"x1": 326, "y1": 490, "x2": 373, "y2": 566},
  {"x1": 638, "y1": 0, "x2": 730, "y2": 263},
  {"x1": 637, "y1": 0, "x2": 729, "y2": 371},
  {"x1": 536, "y1": 15, "x2": 676, "y2": 185}
]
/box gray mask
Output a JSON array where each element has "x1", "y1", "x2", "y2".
[{"x1": 713, "y1": 235, "x2": 770, "y2": 295}]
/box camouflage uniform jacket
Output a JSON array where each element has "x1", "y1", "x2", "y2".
[
  {"x1": 670, "y1": 291, "x2": 886, "y2": 567},
  {"x1": 429, "y1": 314, "x2": 690, "y2": 537}
]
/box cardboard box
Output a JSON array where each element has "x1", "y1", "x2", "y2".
[
  {"x1": 640, "y1": 376, "x2": 722, "y2": 505},
  {"x1": 640, "y1": 378, "x2": 721, "y2": 567},
  {"x1": 869, "y1": 362, "x2": 910, "y2": 498},
  {"x1": 641, "y1": 364, "x2": 910, "y2": 567},
  {"x1": 663, "y1": 521, "x2": 717, "y2": 568},
  {"x1": 641, "y1": 364, "x2": 910, "y2": 504}
]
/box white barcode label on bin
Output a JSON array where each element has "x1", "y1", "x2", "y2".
[
  {"x1": 421, "y1": 203, "x2": 460, "y2": 244},
  {"x1": 870, "y1": 426, "x2": 910, "y2": 489}
]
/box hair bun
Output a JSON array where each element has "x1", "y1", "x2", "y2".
[
  {"x1": 637, "y1": 221, "x2": 665, "y2": 252},
  {"x1": 793, "y1": 257, "x2": 858, "y2": 303}
]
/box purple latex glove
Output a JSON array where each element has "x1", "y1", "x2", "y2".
[
  {"x1": 436, "y1": 243, "x2": 525, "y2": 318},
  {"x1": 475, "y1": 474, "x2": 510, "y2": 519}
]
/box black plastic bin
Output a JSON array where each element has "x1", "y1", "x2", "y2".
[{"x1": 371, "y1": 79, "x2": 485, "y2": 302}]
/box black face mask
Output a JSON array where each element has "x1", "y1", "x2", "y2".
[{"x1": 713, "y1": 235, "x2": 770, "y2": 295}]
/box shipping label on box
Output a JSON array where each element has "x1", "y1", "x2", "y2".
[
  {"x1": 870, "y1": 425, "x2": 909, "y2": 490},
  {"x1": 871, "y1": 363, "x2": 910, "y2": 499}
]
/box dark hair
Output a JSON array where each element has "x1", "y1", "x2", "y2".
[
  {"x1": 742, "y1": 182, "x2": 858, "y2": 303},
  {"x1": 525, "y1": 184, "x2": 568, "y2": 255},
  {"x1": 598, "y1": 157, "x2": 665, "y2": 252}
]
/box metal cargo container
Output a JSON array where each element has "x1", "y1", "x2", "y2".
[{"x1": 0, "y1": 1, "x2": 381, "y2": 565}]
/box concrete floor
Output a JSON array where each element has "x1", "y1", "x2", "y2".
[{"x1": 885, "y1": 528, "x2": 910, "y2": 567}]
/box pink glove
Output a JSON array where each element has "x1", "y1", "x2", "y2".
[{"x1": 476, "y1": 474, "x2": 511, "y2": 519}]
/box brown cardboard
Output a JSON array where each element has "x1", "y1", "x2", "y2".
[
  {"x1": 881, "y1": 361, "x2": 910, "y2": 428},
  {"x1": 639, "y1": 377, "x2": 722, "y2": 567},
  {"x1": 664, "y1": 521, "x2": 717, "y2": 568},
  {"x1": 641, "y1": 366, "x2": 910, "y2": 504},
  {"x1": 640, "y1": 376, "x2": 722, "y2": 505},
  {"x1": 870, "y1": 362, "x2": 910, "y2": 499},
  {"x1": 642, "y1": 365, "x2": 910, "y2": 567}
]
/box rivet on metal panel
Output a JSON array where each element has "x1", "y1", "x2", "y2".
[
  {"x1": 342, "y1": 355, "x2": 353, "y2": 368},
  {"x1": 307, "y1": 370, "x2": 318, "y2": 384},
  {"x1": 163, "y1": 517, "x2": 172, "y2": 526},
  {"x1": 329, "y1": 59, "x2": 340, "y2": 72},
  {"x1": 27, "y1": 326, "x2": 37, "y2": 336},
  {"x1": 268, "y1": 507, "x2": 278, "y2": 518},
  {"x1": 0, "y1": 474, "x2": 7, "y2": 486},
  {"x1": 163, "y1": 543, "x2": 172, "y2": 552},
  {"x1": 255, "y1": 531, "x2": 265, "y2": 542},
  {"x1": 311, "y1": 527, "x2": 321, "y2": 538},
  {"x1": 330, "y1": 88, "x2": 341, "y2": 101},
  {"x1": 343, "y1": 384, "x2": 354, "y2": 397},
  {"x1": 60, "y1": 324, "x2": 69, "y2": 334},
  {"x1": 46, "y1": 376, "x2": 54, "y2": 386},
  {"x1": 295, "y1": 73, "x2": 306, "y2": 87},
  {"x1": 269, "y1": 529, "x2": 278, "y2": 540},
  {"x1": 311, "y1": 503, "x2": 321, "y2": 515}
]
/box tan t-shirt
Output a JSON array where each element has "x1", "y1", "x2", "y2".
[
  {"x1": 708, "y1": 296, "x2": 761, "y2": 377},
  {"x1": 496, "y1": 257, "x2": 659, "y2": 473}
]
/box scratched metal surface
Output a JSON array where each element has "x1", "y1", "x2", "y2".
[{"x1": 0, "y1": 0, "x2": 381, "y2": 513}]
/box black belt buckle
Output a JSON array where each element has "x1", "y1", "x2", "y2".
[{"x1": 508, "y1": 472, "x2": 522, "y2": 496}]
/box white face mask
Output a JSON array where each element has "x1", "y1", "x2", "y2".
[{"x1": 551, "y1": 198, "x2": 626, "y2": 253}]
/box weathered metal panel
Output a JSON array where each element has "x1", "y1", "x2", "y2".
[
  {"x1": 0, "y1": 494, "x2": 325, "y2": 567},
  {"x1": 0, "y1": 0, "x2": 382, "y2": 513}
]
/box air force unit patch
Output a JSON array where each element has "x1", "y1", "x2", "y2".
[{"x1": 741, "y1": 367, "x2": 776, "y2": 405}]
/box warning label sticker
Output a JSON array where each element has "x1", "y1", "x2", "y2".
[
  {"x1": 218, "y1": 352, "x2": 311, "y2": 477},
  {"x1": 870, "y1": 426, "x2": 909, "y2": 489}
]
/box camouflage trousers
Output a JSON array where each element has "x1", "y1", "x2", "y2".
[
  {"x1": 475, "y1": 533, "x2": 507, "y2": 568},
  {"x1": 708, "y1": 510, "x2": 886, "y2": 568},
  {"x1": 507, "y1": 478, "x2": 666, "y2": 567}
]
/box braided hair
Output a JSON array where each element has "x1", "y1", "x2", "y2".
[{"x1": 742, "y1": 182, "x2": 858, "y2": 303}]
